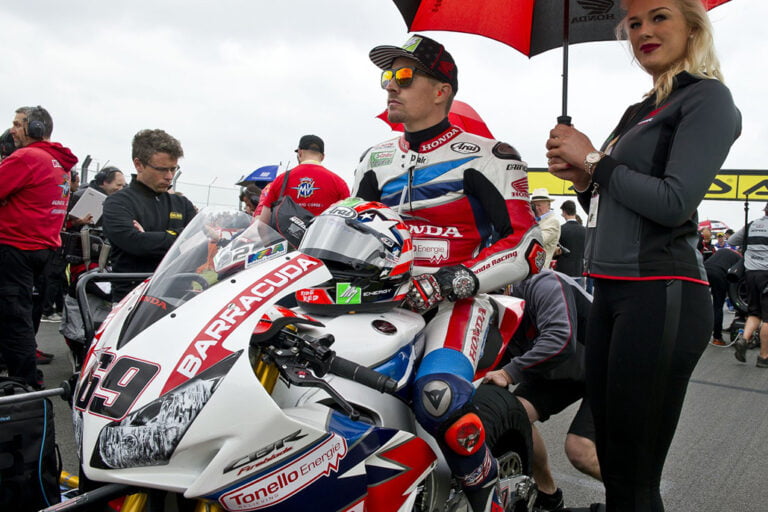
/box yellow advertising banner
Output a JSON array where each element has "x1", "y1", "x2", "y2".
[{"x1": 528, "y1": 169, "x2": 768, "y2": 201}]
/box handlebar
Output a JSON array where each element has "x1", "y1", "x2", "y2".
[{"x1": 328, "y1": 355, "x2": 398, "y2": 394}]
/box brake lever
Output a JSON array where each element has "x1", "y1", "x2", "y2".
[{"x1": 270, "y1": 347, "x2": 359, "y2": 421}]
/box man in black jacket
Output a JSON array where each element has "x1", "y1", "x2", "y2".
[
  {"x1": 555, "y1": 200, "x2": 586, "y2": 286},
  {"x1": 102, "y1": 129, "x2": 196, "y2": 301}
]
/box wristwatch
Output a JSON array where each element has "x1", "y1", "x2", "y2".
[{"x1": 584, "y1": 151, "x2": 605, "y2": 176}]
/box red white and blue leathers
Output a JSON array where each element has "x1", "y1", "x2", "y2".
[
  {"x1": 354, "y1": 121, "x2": 542, "y2": 289},
  {"x1": 353, "y1": 119, "x2": 543, "y2": 497}
]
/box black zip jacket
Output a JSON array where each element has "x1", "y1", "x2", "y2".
[
  {"x1": 102, "y1": 179, "x2": 196, "y2": 276},
  {"x1": 578, "y1": 72, "x2": 741, "y2": 282}
]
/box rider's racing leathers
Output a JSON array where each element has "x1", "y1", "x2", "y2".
[{"x1": 353, "y1": 119, "x2": 543, "y2": 498}]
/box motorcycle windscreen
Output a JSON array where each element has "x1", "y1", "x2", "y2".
[{"x1": 117, "y1": 208, "x2": 285, "y2": 348}]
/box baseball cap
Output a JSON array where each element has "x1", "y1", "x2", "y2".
[
  {"x1": 296, "y1": 134, "x2": 324, "y2": 154},
  {"x1": 369, "y1": 34, "x2": 459, "y2": 93}
]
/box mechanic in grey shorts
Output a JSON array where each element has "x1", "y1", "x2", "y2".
[{"x1": 485, "y1": 270, "x2": 600, "y2": 512}]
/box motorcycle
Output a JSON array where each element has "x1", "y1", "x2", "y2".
[{"x1": 54, "y1": 206, "x2": 536, "y2": 512}]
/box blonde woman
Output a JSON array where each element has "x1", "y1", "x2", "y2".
[{"x1": 545, "y1": 0, "x2": 741, "y2": 510}]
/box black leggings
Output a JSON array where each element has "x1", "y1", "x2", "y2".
[{"x1": 586, "y1": 279, "x2": 711, "y2": 511}]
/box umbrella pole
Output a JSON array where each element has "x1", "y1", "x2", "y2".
[
  {"x1": 744, "y1": 194, "x2": 750, "y2": 227},
  {"x1": 557, "y1": 0, "x2": 572, "y2": 126}
]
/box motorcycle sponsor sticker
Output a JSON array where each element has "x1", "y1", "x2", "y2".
[
  {"x1": 162, "y1": 254, "x2": 324, "y2": 394},
  {"x1": 413, "y1": 239, "x2": 449, "y2": 265},
  {"x1": 296, "y1": 288, "x2": 333, "y2": 304},
  {"x1": 370, "y1": 150, "x2": 395, "y2": 168},
  {"x1": 220, "y1": 434, "x2": 348, "y2": 511},
  {"x1": 335, "y1": 283, "x2": 362, "y2": 305},
  {"x1": 245, "y1": 242, "x2": 287, "y2": 268},
  {"x1": 224, "y1": 430, "x2": 308, "y2": 476},
  {"x1": 450, "y1": 142, "x2": 480, "y2": 154}
]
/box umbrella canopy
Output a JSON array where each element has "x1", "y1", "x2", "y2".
[
  {"x1": 235, "y1": 165, "x2": 278, "y2": 187},
  {"x1": 698, "y1": 219, "x2": 729, "y2": 233},
  {"x1": 392, "y1": 0, "x2": 732, "y2": 121},
  {"x1": 377, "y1": 100, "x2": 495, "y2": 138}
]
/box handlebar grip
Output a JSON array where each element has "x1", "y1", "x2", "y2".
[{"x1": 329, "y1": 355, "x2": 398, "y2": 394}]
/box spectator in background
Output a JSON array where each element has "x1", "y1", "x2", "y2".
[
  {"x1": 704, "y1": 247, "x2": 742, "y2": 346},
  {"x1": 102, "y1": 129, "x2": 196, "y2": 302},
  {"x1": 729, "y1": 206, "x2": 768, "y2": 367},
  {"x1": 258, "y1": 135, "x2": 350, "y2": 223},
  {"x1": 69, "y1": 169, "x2": 80, "y2": 193},
  {"x1": 67, "y1": 166, "x2": 126, "y2": 228},
  {"x1": 699, "y1": 227, "x2": 714, "y2": 261},
  {"x1": 531, "y1": 188, "x2": 561, "y2": 269},
  {"x1": 239, "y1": 183, "x2": 262, "y2": 216},
  {"x1": 555, "y1": 200, "x2": 586, "y2": 286},
  {"x1": 0, "y1": 128, "x2": 16, "y2": 160},
  {"x1": 0, "y1": 105, "x2": 77, "y2": 388},
  {"x1": 236, "y1": 164, "x2": 277, "y2": 217},
  {"x1": 713, "y1": 232, "x2": 733, "y2": 251}
]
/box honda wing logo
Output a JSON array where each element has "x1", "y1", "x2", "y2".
[{"x1": 577, "y1": 0, "x2": 614, "y2": 15}]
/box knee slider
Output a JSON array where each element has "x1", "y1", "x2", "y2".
[
  {"x1": 444, "y1": 411, "x2": 486, "y2": 456},
  {"x1": 413, "y1": 372, "x2": 475, "y2": 437}
]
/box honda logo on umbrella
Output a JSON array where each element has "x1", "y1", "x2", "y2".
[{"x1": 577, "y1": 0, "x2": 615, "y2": 16}]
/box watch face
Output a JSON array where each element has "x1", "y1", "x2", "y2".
[{"x1": 587, "y1": 152, "x2": 601, "y2": 163}]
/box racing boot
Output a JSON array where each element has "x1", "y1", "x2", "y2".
[{"x1": 459, "y1": 447, "x2": 503, "y2": 512}]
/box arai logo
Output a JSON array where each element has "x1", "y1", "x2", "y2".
[{"x1": 450, "y1": 142, "x2": 480, "y2": 154}]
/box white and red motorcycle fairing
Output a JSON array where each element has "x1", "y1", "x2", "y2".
[{"x1": 72, "y1": 207, "x2": 528, "y2": 512}]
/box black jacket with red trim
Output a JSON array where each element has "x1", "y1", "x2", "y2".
[{"x1": 577, "y1": 72, "x2": 741, "y2": 282}]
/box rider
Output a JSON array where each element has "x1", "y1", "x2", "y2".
[{"x1": 352, "y1": 34, "x2": 544, "y2": 512}]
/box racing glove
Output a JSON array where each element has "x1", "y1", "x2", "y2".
[
  {"x1": 405, "y1": 273, "x2": 444, "y2": 313},
  {"x1": 434, "y1": 265, "x2": 479, "y2": 302},
  {"x1": 406, "y1": 265, "x2": 480, "y2": 313}
]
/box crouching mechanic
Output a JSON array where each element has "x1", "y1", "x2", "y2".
[
  {"x1": 353, "y1": 34, "x2": 544, "y2": 512},
  {"x1": 484, "y1": 270, "x2": 600, "y2": 511}
]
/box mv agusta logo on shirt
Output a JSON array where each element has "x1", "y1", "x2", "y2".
[{"x1": 291, "y1": 178, "x2": 319, "y2": 198}]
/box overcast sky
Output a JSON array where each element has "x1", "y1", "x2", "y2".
[{"x1": 1, "y1": 1, "x2": 761, "y2": 230}]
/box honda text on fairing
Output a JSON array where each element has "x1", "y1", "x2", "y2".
[{"x1": 60, "y1": 202, "x2": 536, "y2": 511}]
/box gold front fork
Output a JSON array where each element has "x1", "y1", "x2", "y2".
[{"x1": 253, "y1": 346, "x2": 280, "y2": 394}]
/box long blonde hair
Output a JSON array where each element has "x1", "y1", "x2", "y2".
[{"x1": 617, "y1": 0, "x2": 724, "y2": 105}]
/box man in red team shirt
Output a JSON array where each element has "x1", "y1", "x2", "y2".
[
  {"x1": 258, "y1": 134, "x2": 349, "y2": 222},
  {"x1": 0, "y1": 106, "x2": 78, "y2": 388}
]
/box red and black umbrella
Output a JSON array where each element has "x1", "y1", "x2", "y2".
[
  {"x1": 392, "y1": 0, "x2": 732, "y2": 123},
  {"x1": 377, "y1": 100, "x2": 495, "y2": 138}
]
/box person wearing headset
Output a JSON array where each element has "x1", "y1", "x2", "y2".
[{"x1": 0, "y1": 106, "x2": 78, "y2": 389}]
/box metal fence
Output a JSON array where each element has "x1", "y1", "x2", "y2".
[{"x1": 172, "y1": 180, "x2": 241, "y2": 210}]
